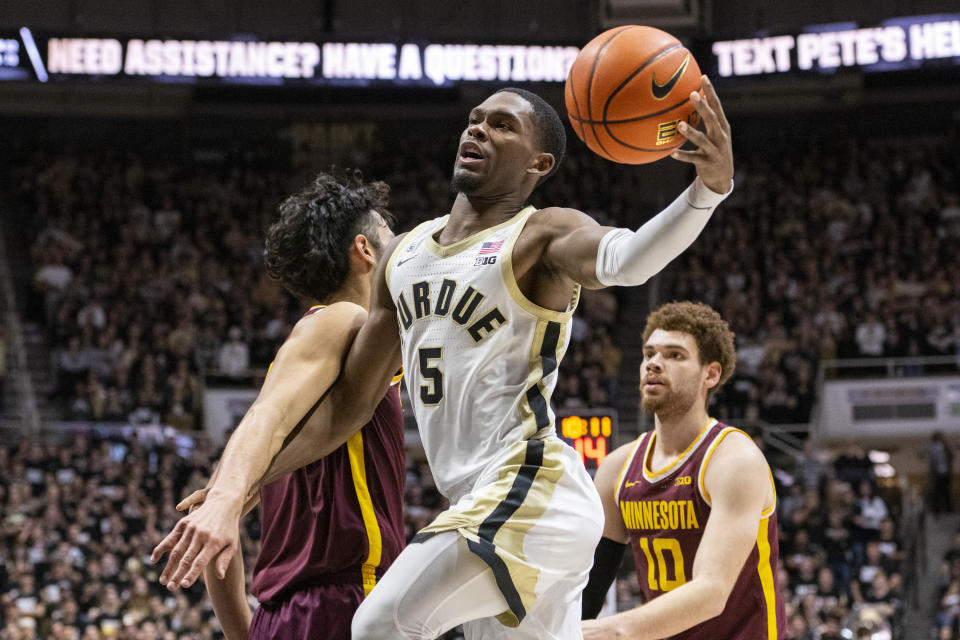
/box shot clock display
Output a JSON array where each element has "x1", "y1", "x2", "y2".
[{"x1": 556, "y1": 409, "x2": 618, "y2": 471}]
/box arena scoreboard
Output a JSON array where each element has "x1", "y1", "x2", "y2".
[{"x1": 556, "y1": 409, "x2": 618, "y2": 471}]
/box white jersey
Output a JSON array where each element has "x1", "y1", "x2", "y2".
[{"x1": 386, "y1": 206, "x2": 578, "y2": 501}]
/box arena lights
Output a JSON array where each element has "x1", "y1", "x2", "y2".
[
  {"x1": 711, "y1": 13, "x2": 960, "y2": 77},
  {"x1": 0, "y1": 29, "x2": 580, "y2": 86}
]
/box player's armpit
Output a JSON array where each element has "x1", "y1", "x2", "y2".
[{"x1": 538, "y1": 207, "x2": 614, "y2": 290}]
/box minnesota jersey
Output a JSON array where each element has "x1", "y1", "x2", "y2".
[
  {"x1": 386, "y1": 207, "x2": 579, "y2": 501},
  {"x1": 616, "y1": 420, "x2": 787, "y2": 640},
  {"x1": 251, "y1": 306, "x2": 406, "y2": 604}
]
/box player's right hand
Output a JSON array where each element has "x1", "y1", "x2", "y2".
[{"x1": 151, "y1": 494, "x2": 243, "y2": 589}]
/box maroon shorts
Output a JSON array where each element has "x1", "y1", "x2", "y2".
[{"x1": 248, "y1": 583, "x2": 364, "y2": 640}]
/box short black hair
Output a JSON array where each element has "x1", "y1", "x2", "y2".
[
  {"x1": 264, "y1": 171, "x2": 392, "y2": 302},
  {"x1": 496, "y1": 87, "x2": 566, "y2": 184}
]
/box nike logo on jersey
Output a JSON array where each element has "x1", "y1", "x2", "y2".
[
  {"x1": 396, "y1": 256, "x2": 417, "y2": 267},
  {"x1": 651, "y1": 54, "x2": 689, "y2": 100},
  {"x1": 624, "y1": 480, "x2": 640, "y2": 488}
]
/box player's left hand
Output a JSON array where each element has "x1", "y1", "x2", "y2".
[{"x1": 670, "y1": 75, "x2": 733, "y2": 195}]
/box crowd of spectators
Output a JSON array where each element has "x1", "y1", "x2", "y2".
[
  {"x1": 1, "y1": 429, "x2": 908, "y2": 639},
  {"x1": 13, "y1": 131, "x2": 624, "y2": 427},
  {"x1": 671, "y1": 132, "x2": 960, "y2": 424}
]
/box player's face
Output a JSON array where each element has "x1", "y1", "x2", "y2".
[
  {"x1": 451, "y1": 92, "x2": 541, "y2": 196},
  {"x1": 370, "y1": 210, "x2": 395, "y2": 259},
  {"x1": 639, "y1": 329, "x2": 710, "y2": 417}
]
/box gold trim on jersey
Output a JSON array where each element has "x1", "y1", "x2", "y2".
[
  {"x1": 756, "y1": 516, "x2": 779, "y2": 639},
  {"x1": 414, "y1": 438, "x2": 568, "y2": 627},
  {"x1": 346, "y1": 431, "x2": 383, "y2": 596},
  {"x1": 614, "y1": 436, "x2": 645, "y2": 505},
  {"x1": 696, "y1": 426, "x2": 777, "y2": 517},
  {"x1": 385, "y1": 221, "x2": 433, "y2": 289},
  {"x1": 500, "y1": 207, "x2": 580, "y2": 323},
  {"x1": 641, "y1": 418, "x2": 716, "y2": 482},
  {"x1": 425, "y1": 207, "x2": 534, "y2": 258}
]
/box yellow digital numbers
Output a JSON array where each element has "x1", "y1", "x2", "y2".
[{"x1": 557, "y1": 412, "x2": 618, "y2": 470}]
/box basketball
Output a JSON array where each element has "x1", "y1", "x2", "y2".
[{"x1": 565, "y1": 25, "x2": 703, "y2": 164}]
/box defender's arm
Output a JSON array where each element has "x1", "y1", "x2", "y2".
[{"x1": 151, "y1": 302, "x2": 365, "y2": 588}]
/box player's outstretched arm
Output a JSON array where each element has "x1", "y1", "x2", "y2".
[
  {"x1": 583, "y1": 432, "x2": 772, "y2": 640},
  {"x1": 582, "y1": 442, "x2": 632, "y2": 619},
  {"x1": 203, "y1": 544, "x2": 251, "y2": 640},
  {"x1": 255, "y1": 232, "x2": 406, "y2": 484},
  {"x1": 543, "y1": 76, "x2": 733, "y2": 290},
  {"x1": 151, "y1": 302, "x2": 366, "y2": 589}
]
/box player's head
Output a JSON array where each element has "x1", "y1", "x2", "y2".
[
  {"x1": 451, "y1": 88, "x2": 566, "y2": 198},
  {"x1": 264, "y1": 172, "x2": 394, "y2": 303},
  {"x1": 639, "y1": 301, "x2": 735, "y2": 418}
]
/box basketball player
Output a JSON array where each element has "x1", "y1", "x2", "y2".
[
  {"x1": 580, "y1": 301, "x2": 786, "y2": 640},
  {"x1": 152, "y1": 173, "x2": 405, "y2": 640},
  {"x1": 155, "y1": 77, "x2": 734, "y2": 639}
]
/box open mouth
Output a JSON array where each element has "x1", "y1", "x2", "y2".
[{"x1": 458, "y1": 142, "x2": 484, "y2": 165}]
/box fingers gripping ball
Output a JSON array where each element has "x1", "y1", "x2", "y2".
[{"x1": 565, "y1": 25, "x2": 702, "y2": 164}]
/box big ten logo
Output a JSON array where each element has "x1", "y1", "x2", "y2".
[
  {"x1": 674, "y1": 476, "x2": 691, "y2": 486},
  {"x1": 561, "y1": 415, "x2": 612, "y2": 466},
  {"x1": 1, "y1": 39, "x2": 20, "y2": 67},
  {"x1": 656, "y1": 111, "x2": 698, "y2": 146},
  {"x1": 290, "y1": 122, "x2": 377, "y2": 169},
  {"x1": 474, "y1": 255, "x2": 497, "y2": 266}
]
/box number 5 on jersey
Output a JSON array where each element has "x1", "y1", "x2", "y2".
[{"x1": 418, "y1": 347, "x2": 444, "y2": 405}]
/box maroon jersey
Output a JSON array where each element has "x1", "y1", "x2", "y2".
[
  {"x1": 616, "y1": 420, "x2": 786, "y2": 640},
  {"x1": 250, "y1": 306, "x2": 406, "y2": 604}
]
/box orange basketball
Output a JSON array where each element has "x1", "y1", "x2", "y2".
[{"x1": 565, "y1": 26, "x2": 702, "y2": 164}]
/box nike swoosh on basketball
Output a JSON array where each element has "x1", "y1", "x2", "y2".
[{"x1": 651, "y1": 54, "x2": 690, "y2": 100}]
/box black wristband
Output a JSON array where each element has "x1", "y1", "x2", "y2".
[{"x1": 582, "y1": 536, "x2": 628, "y2": 619}]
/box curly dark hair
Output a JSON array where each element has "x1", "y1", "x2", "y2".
[
  {"x1": 496, "y1": 87, "x2": 566, "y2": 184},
  {"x1": 641, "y1": 301, "x2": 736, "y2": 393},
  {"x1": 264, "y1": 172, "x2": 392, "y2": 302}
]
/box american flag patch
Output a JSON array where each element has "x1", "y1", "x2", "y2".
[{"x1": 478, "y1": 240, "x2": 504, "y2": 255}]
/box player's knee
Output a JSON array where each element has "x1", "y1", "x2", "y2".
[{"x1": 351, "y1": 592, "x2": 404, "y2": 640}]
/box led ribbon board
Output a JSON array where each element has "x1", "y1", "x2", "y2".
[
  {"x1": 0, "y1": 29, "x2": 580, "y2": 86},
  {"x1": 709, "y1": 13, "x2": 960, "y2": 78}
]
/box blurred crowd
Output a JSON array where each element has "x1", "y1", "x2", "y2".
[
  {"x1": 1, "y1": 430, "x2": 908, "y2": 639},
  {"x1": 13, "y1": 134, "x2": 623, "y2": 426},
  {"x1": 672, "y1": 133, "x2": 960, "y2": 424}
]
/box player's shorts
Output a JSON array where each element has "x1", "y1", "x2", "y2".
[
  {"x1": 413, "y1": 436, "x2": 604, "y2": 635},
  {"x1": 249, "y1": 583, "x2": 363, "y2": 640}
]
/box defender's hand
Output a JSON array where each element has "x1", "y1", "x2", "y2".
[
  {"x1": 151, "y1": 495, "x2": 242, "y2": 589},
  {"x1": 671, "y1": 75, "x2": 733, "y2": 195}
]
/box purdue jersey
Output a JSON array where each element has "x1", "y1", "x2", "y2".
[
  {"x1": 386, "y1": 207, "x2": 603, "y2": 630},
  {"x1": 617, "y1": 420, "x2": 787, "y2": 640},
  {"x1": 386, "y1": 206, "x2": 578, "y2": 501}
]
